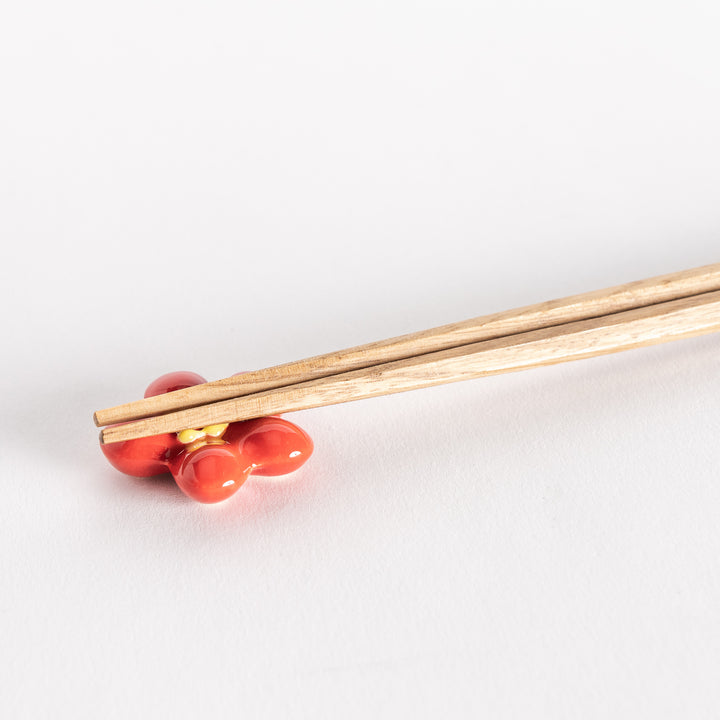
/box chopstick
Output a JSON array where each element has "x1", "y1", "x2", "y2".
[
  {"x1": 95, "y1": 262, "x2": 720, "y2": 429},
  {"x1": 100, "y1": 286, "x2": 720, "y2": 445}
]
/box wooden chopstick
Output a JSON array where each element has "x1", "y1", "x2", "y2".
[
  {"x1": 95, "y1": 262, "x2": 720, "y2": 429},
  {"x1": 100, "y1": 288, "x2": 720, "y2": 444}
]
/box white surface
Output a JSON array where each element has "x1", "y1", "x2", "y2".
[{"x1": 2, "y1": 1, "x2": 720, "y2": 717}]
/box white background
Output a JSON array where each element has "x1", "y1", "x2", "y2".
[{"x1": 2, "y1": 1, "x2": 720, "y2": 717}]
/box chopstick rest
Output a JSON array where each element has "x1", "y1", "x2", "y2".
[{"x1": 100, "y1": 371, "x2": 313, "y2": 504}]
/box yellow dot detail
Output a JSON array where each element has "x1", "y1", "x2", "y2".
[
  {"x1": 178, "y1": 428, "x2": 206, "y2": 445},
  {"x1": 202, "y1": 423, "x2": 229, "y2": 438}
]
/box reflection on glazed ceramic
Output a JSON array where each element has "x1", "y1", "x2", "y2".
[{"x1": 100, "y1": 371, "x2": 313, "y2": 503}]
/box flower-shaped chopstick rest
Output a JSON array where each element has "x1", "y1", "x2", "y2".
[{"x1": 100, "y1": 371, "x2": 313, "y2": 503}]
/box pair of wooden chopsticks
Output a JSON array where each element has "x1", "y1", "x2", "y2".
[{"x1": 96, "y1": 263, "x2": 720, "y2": 444}]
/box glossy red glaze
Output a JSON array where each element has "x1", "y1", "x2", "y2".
[
  {"x1": 224, "y1": 418, "x2": 314, "y2": 476},
  {"x1": 169, "y1": 444, "x2": 253, "y2": 504},
  {"x1": 100, "y1": 370, "x2": 313, "y2": 503},
  {"x1": 144, "y1": 371, "x2": 208, "y2": 398},
  {"x1": 100, "y1": 432, "x2": 182, "y2": 477}
]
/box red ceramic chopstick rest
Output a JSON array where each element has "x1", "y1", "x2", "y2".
[{"x1": 100, "y1": 371, "x2": 314, "y2": 503}]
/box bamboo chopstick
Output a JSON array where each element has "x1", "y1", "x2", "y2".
[
  {"x1": 100, "y1": 288, "x2": 720, "y2": 445},
  {"x1": 95, "y1": 262, "x2": 720, "y2": 428}
]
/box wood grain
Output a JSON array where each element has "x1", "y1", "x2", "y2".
[
  {"x1": 101, "y1": 289, "x2": 720, "y2": 444},
  {"x1": 95, "y1": 262, "x2": 720, "y2": 427}
]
